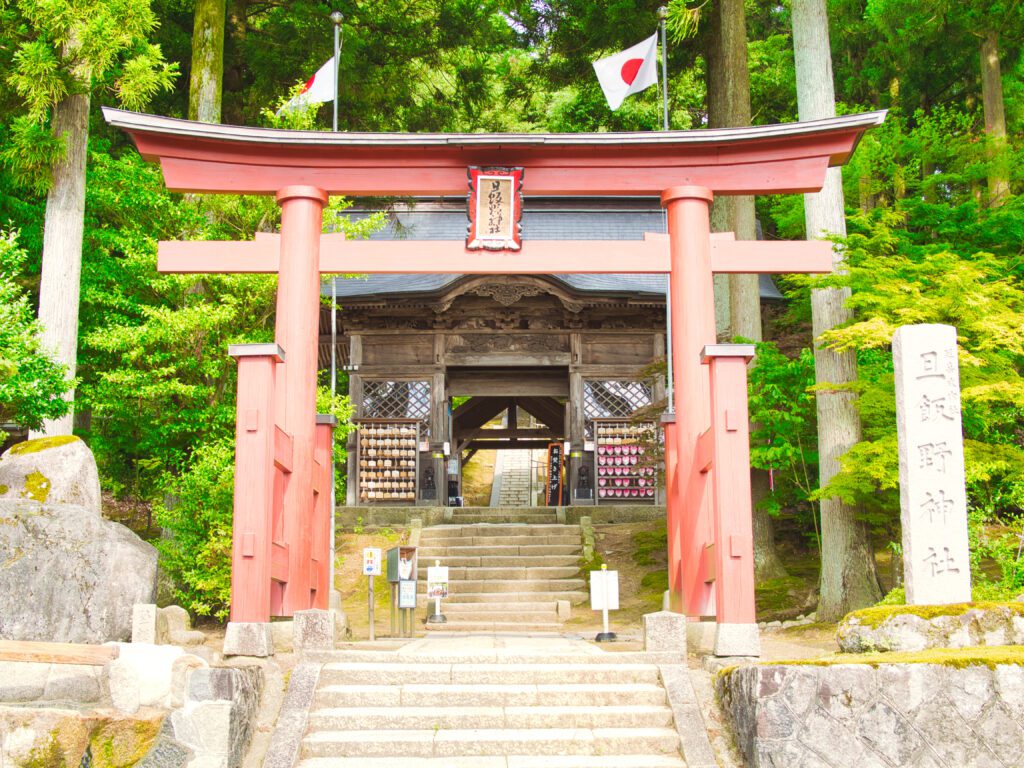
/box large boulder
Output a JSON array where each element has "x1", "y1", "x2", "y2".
[
  {"x1": 0, "y1": 435, "x2": 102, "y2": 514},
  {"x1": 0, "y1": 499, "x2": 157, "y2": 643}
]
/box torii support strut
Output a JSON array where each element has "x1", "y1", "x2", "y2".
[{"x1": 105, "y1": 107, "x2": 884, "y2": 656}]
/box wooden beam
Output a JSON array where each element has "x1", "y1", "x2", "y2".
[
  {"x1": 0, "y1": 640, "x2": 119, "y2": 666},
  {"x1": 518, "y1": 396, "x2": 567, "y2": 432},
  {"x1": 158, "y1": 232, "x2": 833, "y2": 276},
  {"x1": 456, "y1": 428, "x2": 558, "y2": 441},
  {"x1": 452, "y1": 397, "x2": 509, "y2": 432},
  {"x1": 465, "y1": 439, "x2": 555, "y2": 451}
]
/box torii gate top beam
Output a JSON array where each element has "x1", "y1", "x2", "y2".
[{"x1": 102, "y1": 108, "x2": 885, "y2": 197}]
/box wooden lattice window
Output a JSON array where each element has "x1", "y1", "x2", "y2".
[
  {"x1": 361, "y1": 380, "x2": 431, "y2": 436},
  {"x1": 583, "y1": 380, "x2": 653, "y2": 438}
]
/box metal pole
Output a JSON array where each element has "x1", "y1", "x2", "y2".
[
  {"x1": 330, "y1": 11, "x2": 343, "y2": 132},
  {"x1": 368, "y1": 574, "x2": 375, "y2": 641},
  {"x1": 658, "y1": 7, "x2": 675, "y2": 414},
  {"x1": 658, "y1": 7, "x2": 670, "y2": 132}
]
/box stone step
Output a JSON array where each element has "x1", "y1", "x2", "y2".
[
  {"x1": 420, "y1": 555, "x2": 580, "y2": 568},
  {"x1": 308, "y1": 705, "x2": 674, "y2": 731},
  {"x1": 318, "y1": 663, "x2": 662, "y2": 687},
  {"x1": 301, "y1": 757, "x2": 687, "y2": 768},
  {"x1": 424, "y1": 621, "x2": 564, "y2": 632},
  {"x1": 417, "y1": 534, "x2": 581, "y2": 547},
  {"x1": 433, "y1": 612, "x2": 559, "y2": 625},
  {"x1": 439, "y1": 591, "x2": 589, "y2": 604},
  {"x1": 301, "y1": 727, "x2": 681, "y2": 758},
  {"x1": 424, "y1": 525, "x2": 575, "y2": 538},
  {"x1": 415, "y1": 579, "x2": 587, "y2": 594},
  {"x1": 417, "y1": 545, "x2": 580, "y2": 558},
  {"x1": 443, "y1": 601, "x2": 557, "y2": 614},
  {"x1": 314, "y1": 682, "x2": 669, "y2": 709},
  {"x1": 415, "y1": 566, "x2": 581, "y2": 581},
  {"x1": 450, "y1": 515, "x2": 559, "y2": 524}
]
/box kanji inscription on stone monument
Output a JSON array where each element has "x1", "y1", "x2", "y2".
[{"x1": 893, "y1": 324, "x2": 971, "y2": 604}]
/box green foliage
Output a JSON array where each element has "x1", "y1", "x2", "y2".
[
  {"x1": 154, "y1": 438, "x2": 234, "y2": 619},
  {"x1": 1, "y1": 0, "x2": 178, "y2": 188},
  {"x1": 0, "y1": 230, "x2": 71, "y2": 430}
]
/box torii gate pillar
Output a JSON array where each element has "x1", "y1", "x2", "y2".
[
  {"x1": 663, "y1": 187, "x2": 717, "y2": 625},
  {"x1": 275, "y1": 185, "x2": 328, "y2": 615}
]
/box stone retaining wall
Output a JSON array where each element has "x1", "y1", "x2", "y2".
[{"x1": 716, "y1": 660, "x2": 1024, "y2": 767}]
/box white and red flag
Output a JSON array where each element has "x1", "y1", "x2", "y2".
[
  {"x1": 280, "y1": 55, "x2": 336, "y2": 112},
  {"x1": 592, "y1": 33, "x2": 659, "y2": 111}
]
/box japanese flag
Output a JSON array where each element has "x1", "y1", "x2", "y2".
[
  {"x1": 592, "y1": 33, "x2": 659, "y2": 111},
  {"x1": 280, "y1": 56, "x2": 336, "y2": 112}
]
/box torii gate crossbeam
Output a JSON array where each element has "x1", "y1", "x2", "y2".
[{"x1": 105, "y1": 108, "x2": 884, "y2": 657}]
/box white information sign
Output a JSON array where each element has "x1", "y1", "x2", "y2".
[
  {"x1": 362, "y1": 547, "x2": 383, "y2": 577},
  {"x1": 590, "y1": 569, "x2": 620, "y2": 611},
  {"x1": 893, "y1": 324, "x2": 971, "y2": 605},
  {"x1": 427, "y1": 565, "x2": 449, "y2": 598},
  {"x1": 398, "y1": 580, "x2": 417, "y2": 608}
]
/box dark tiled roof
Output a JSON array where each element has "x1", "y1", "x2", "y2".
[{"x1": 324, "y1": 199, "x2": 783, "y2": 300}]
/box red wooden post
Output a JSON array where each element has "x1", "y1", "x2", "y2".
[
  {"x1": 703, "y1": 344, "x2": 761, "y2": 656},
  {"x1": 662, "y1": 187, "x2": 717, "y2": 620},
  {"x1": 275, "y1": 185, "x2": 328, "y2": 615},
  {"x1": 312, "y1": 415, "x2": 336, "y2": 609},
  {"x1": 661, "y1": 414, "x2": 680, "y2": 610},
  {"x1": 228, "y1": 343, "x2": 284, "y2": 624}
]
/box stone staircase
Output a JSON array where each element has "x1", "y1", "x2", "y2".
[
  {"x1": 416, "y1": 518, "x2": 587, "y2": 632},
  {"x1": 298, "y1": 644, "x2": 688, "y2": 767}
]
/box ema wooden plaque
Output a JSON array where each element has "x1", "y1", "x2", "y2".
[{"x1": 466, "y1": 166, "x2": 523, "y2": 250}]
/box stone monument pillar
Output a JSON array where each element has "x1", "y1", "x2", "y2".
[{"x1": 893, "y1": 324, "x2": 971, "y2": 605}]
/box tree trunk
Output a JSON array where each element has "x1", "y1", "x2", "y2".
[
  {"x1": 980, "y1": 30, "x2": 1010, "y2": 206},
  {"x1": 707, "y1": 0, "x2": 789, "y2": 582},
  {"x1": 792, "y1": 0, "x2": 882, "y2": 620},
  {"x1": 189, "y1": 0, "x2": 227, "y2": 123},
  {"x1": 32, "y1": 92, "x2": 91, "y2": 438}
]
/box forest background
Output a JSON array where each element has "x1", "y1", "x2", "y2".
[{"x1": 0, "y1": 0, "x2": 1022, "y2": 622}]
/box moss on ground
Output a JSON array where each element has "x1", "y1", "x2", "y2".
[
  {"x1": 632, "y1": 524, "x2": 666, "y2": 566},
  {"x1": 845, "y1": 601, "x2": 1024, "y2": 629},
  {"x1": 0, "y1": 484, "x2": 7, "y2": 494},
  {"x1": 767, "y1": 644, "x2": 1024, "y2": 670},
  {"x1": 8, "y1": 435, "x2": 80, "y2": 455},
  {"x1": 755, "y1": 576, "x2": 808, "y2": 615}
]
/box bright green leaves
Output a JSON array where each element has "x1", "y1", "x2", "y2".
[{"x1": 0, "y1": 229, "x2": 71, "y2": 430}]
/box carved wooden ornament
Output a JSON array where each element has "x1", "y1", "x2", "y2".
[{"x1": 466, "y1": 166, "x2": 524, "y2": 251}]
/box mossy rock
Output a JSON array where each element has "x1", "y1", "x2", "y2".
[
  {"x1": 837, "y1": 601, "x2": 1024, "y2": 653},
  {"x1": 845, "y1": 600, "x2": 1024, "y2": 629},
  {"x1": 765, "y1": 644, "x2": 1024, "y2": 670},
  {"x1": 88, "y1": 713, "x2": 163, "y2": 768},
  {"x1": 0, "y1": 435, "x2": 101, "y2": 514},
  {"x1": 8, "y1": 435, "x2": 81, "y2": 456}
]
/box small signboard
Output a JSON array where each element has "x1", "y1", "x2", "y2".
[
  {"x1": 427, "y1": 565, "x2": 449, "y2": 599},
  {"x1": 466, "y1": 166, "x2": 524, "y2": 251},
  {"x1": 590, "y1": 569, "x2": 620, "y2": 611},
  {"x1": 362, "y1": 547, "x2": 383, "y2": 577},
  {"x1": 545, "y1": 442, "x2": 564, "y2": 506},
  {"x1": 398, "y1": 579, "x2": 417, "y2": 609}
]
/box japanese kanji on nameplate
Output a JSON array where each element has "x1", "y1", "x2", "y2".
[
  {"x1": 466, "y1": 166, "x2": 523, "y2": 251},
  {"x1": 893, "y1": 324, "x2": 972, "y2": 605}
]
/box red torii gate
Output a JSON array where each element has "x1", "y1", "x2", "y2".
[{"x1": 105, "y1": 107, "x2": 884, "y2": 656}]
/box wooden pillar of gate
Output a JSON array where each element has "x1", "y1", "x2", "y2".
[
  {"x1": 662, "y1": 186, "x2": 717, "y2": 621},
  {"x1": 275, "y1": 185, "x2": 328, "y2": 615},
  {"x1": 702, "y1": 344, "x2": 760, "y2": 656}
]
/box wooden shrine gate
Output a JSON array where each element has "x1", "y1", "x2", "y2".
[{"x1": 106, "y1": 107, "x2": 884, "y2": 656}]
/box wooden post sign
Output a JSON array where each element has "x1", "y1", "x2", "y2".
[
  {"x1": 467, "y1": 166, "x2": 523, "y2": 251},
  {"x1": 545, "y1": 441, "x2": 564, "y2": 506}
]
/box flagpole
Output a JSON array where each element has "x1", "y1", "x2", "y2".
[
  {"x1": 657, "y1": 6, "x2": 674, "y2": 416},
  {"x1": 328, "y1": 9, "x2": 344, "y2": 613},
  {"x1": 331, "y1": 11, "x2": 343, "y2": 132}
]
